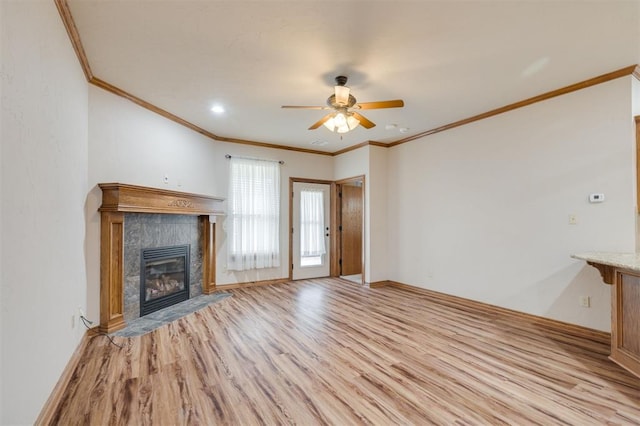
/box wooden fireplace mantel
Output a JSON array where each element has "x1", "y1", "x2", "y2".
[
  {"x1": 99, "y1": 182, "x2": 225, "y2": 215},
  {"x1": 98, "y1": 183, "x2": 225, "y2": 333}
]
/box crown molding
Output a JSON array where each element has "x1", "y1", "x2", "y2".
[
  {"x1": 214, "y1": 135, "x2": 334, "y2": 155},
  {"x1": 88, "y1": 77, "x2": 332, "y2": 156},
  {"x1": 54, "y1": 0, "x2": 332, "y2": 157},
  {"x1": 89, "y1": 76, "x2": 218, "y2": 138},
  {"x1": 54, "y1": 0, "x2": 93, "y2": 81},
  {"x1": 55, "y1": 1, "x2": 637, "y2": 157},
  {"x1": 331, "y1": 141, "x2": 388, "y2": 156},
  {"x1": 387, "y1": 65, "x2": 638, "y2": 147}
]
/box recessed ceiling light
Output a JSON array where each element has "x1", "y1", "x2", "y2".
[
  {"x1": 310, "y1": 140, "x2": 328, "y2": 146},
  {"x1": 399, "y1": 127, "x2": 410, "y2": 133},
  {"x1": 210, "y1": 105, "x2": 225, "y2": 114},
  {"x1": 385, "y1": 124, "x2": 398, "y2": 130}
]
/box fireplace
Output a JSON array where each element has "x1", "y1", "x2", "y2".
[
  {"x1": 98, "y1": 183, "x2": 224, "y2": 333},
  {"x1": 140, "y1": 245, "x2": 190, "y2": 316}
]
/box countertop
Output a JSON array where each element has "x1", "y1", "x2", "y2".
[{"x1": 572, "y1": 252, "x2": 640, "y2": 273}]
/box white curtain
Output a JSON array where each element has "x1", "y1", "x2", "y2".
[
  {"x1": 300, "y1": 189, "x2": 326, "y2": 257},
  {"x1": 227, "y1": 157, "x2": 280, "y2": 271}
]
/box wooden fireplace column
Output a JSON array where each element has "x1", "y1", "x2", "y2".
[{"x1": 98, "y1": 183, "x2": 224, "y2": 333}]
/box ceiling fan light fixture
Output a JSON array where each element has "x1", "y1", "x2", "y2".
[
  {"x1": 284, "y1": 75, "x2": 403, "y2": 133},
  {"x1": 346, "y1": 114, "x2": 360, "y2": 130},
  {"x1": 323, "y1": 112, "x2": 360, "y2": 133},
  {"x1": 322, "y1": 115, "x2": 338, "y2": 132},
  {"x1": 334, "y1": 112, "x2": 347, "y2": 127}
]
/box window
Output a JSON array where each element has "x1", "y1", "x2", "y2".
[
  {"x1": 227, "y1": 157, "x2": 280, "y2": 271},
  {"x1": 300, "y1": 189, "x2": 326, "y2": 267}
]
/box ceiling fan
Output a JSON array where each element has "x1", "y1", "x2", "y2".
[{"x1": 281, "y1": 76, "x2": 404, "y2": 133}]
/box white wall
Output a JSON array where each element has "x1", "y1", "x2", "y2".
[
  {"x1": 387, "y1": 77, "x2": 636, "y2": 331},
  {"x1": 334, "y1": 146, "x2": 371, "y2": 281},
  {"x1": 86, "y1": 86, "x2": 334, "y2": 318},
  {"x1": 634, "y1": 77, "x2": 640, "y2": 251},
  {"x1": 0, "y1": 1, "x2": 4, "y2": 420},
  {"x1": 332, "y1": 145, "x2": 389, "y2": 284},
  {"x1": 368, "y1": 146, "x2": 389, "y2": 282},
  {"x1": 1, "y1": 1, "x2": 89, "y2": 423},
  {"x1": 633, "y1": 77, "x2": 640, "y2": 116}
]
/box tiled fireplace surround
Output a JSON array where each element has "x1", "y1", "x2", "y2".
[
  {"x1": 98, "y1": 183, "x2": 224, "y2": 333},
  {"x1": 123, "y1": 213, "x2": 200, "y2": 321}
]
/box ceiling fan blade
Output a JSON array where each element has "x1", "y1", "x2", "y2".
[
  {"x1": 308, "y1": 113, "x2": 333, "y2": 130},
  {"x1": 355, "y1": 100, "x2": 404, "y2": 110},
  {"x1": 352, "y1": 112, "x2": 375, "y2": 129},
  {"x1": 281, "y1": 105, "x2": 327, "y2": 110}
]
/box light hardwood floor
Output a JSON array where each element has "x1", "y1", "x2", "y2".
[{"x1": 50, "y1": 278, "x2": 640, "y2": 425}]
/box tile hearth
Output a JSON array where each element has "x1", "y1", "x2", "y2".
[{"x1": 112, "y1": 292, "x2": 232, "y2": 337}]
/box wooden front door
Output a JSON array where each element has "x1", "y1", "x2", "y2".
[{"x1": 340, "y1": 183, "x2": 363, "y2": 276}]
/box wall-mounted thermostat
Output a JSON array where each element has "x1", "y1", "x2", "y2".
[{"x1": 589, "y1": 193, "x2": 605, "y2": 203}]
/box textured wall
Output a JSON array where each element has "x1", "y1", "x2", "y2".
[
  {"x1": 1, "y1": 1, "x2": 89, "y2": 423},
  {"x1": 386, "y1": 77, "x2": 636, "y2": 332}
]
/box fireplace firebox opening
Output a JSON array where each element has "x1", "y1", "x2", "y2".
[{"x1": 140, "y1": 244, "x2": 190, "y2": 316}]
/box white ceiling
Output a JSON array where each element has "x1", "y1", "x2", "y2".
[{"x1": 67, "y1": 0, "x2": 639, "y2": 154}]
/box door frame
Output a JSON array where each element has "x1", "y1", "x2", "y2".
[
  {"x1": 289, "y1": 177, "x2": 337, "y2": 280},
  {"x1": 334, "y1": 175, "x2": 366, "y2": 285}
]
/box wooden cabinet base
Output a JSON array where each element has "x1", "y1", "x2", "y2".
[
  {"x1": 581, "y1": 257, "x2": 640, "y2": 379},
  {"x1": 611, "y1": 271, "x2": 640, "y2": 378}
]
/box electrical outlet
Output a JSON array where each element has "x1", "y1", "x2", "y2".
[
  {"x1": 568, "y1": 214, "x2": 577, "y2": 225},
  {"x1": 163, "y1": 174, "x2": 169, "y2": 184},
  {"x1": 579, "y1": 295, "x2": 591, "y2": 308}
]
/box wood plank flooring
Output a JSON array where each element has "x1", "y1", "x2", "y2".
[{"x1": 49, "y1": 278, "x2": 640, "y2": 425}]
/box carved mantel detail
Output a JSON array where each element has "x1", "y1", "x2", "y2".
[
  {"x1": 98, "y1": 183, "x2": 224, "y2": 333},
  {"x1": 168, "y1": 199, "x2": 193, "y2": 208}
]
